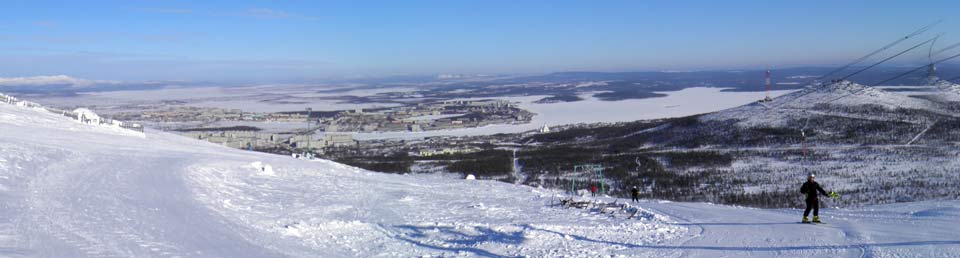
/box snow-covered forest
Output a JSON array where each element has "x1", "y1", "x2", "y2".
[{"x1": 517, "y1": 80, "x2": 960, "y2": 208}]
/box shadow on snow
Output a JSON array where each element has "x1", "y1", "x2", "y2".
[
  {"x1": 388, "y1": 224, "x2": 524, "y2": 258},
  {"x1": 531, "y1": 226, "x2": 960, "y2": 252},
  {"x1": 382, "y1": 222, "x2": 960, "y2": 257}
]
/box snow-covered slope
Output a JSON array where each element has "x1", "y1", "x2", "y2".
[
  {"x1": 872, "y1": 79, "x2": 960, "y2": 103},
  {"x1": 704, "y1": 81, "x2": 947, "y2": 127},
  {"x1": 1, "y1": 100, "x2": 959, "y2": 257},
  {"x1": 775, "y1": 81, "x2": 939, "y2": 110},
  {"x1": 929, "y1": 79, "x2": 960, "y2": 101},
  {"x1": 0, "y1": 99, "x2": 684, "y2": 257}
]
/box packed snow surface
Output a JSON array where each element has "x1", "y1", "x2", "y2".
[{"x1": 1, "y1": 101, "x2": 959, "y2": 257}]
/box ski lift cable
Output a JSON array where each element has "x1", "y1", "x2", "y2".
[
  {"x1": 790, "y1": 21, "x2": 943, "y2": 176},
  {"x1": 801, "y1": 111, "x2": 812, "y2": 131},
  {"x1": 928, "y1": 35, "x2": 941, "y2": 64},
  {"x1": 801, "y1": 35, "x2": 939, "y2": 105},
  {"x1": 813, "y1": 48, "x2": 960, "y2": 107},
  {"x1": 795, "y1": 39, "x2": 933, "y2": 168},
  {"x1": 764, "y1": 21, "x2": 937, "y2": 176},
  {"x1": 771, "y1": 23, "x2": 942, "y2": 111},
  {"x1": 800, "y1": 54, "x2": 959, "y2": 161},
  {"x1": 797, "y1": 110, "x2": 811, "y2": 174},
  {"x1": 930, "y1": 40, "x2": 960, "y2": 57},
  {"x1": 773, "y1": 42, "x2": 926, "y2": 111},
  {"x1": 772, "y1": 79, "x2": 875, "y2": 111},
  {"x1": 814, "y1": 20, "x2": 942, "y2": 82},
  {"x1": 872, "y1": 50, "x2": 960, "y2": 86},
  {"x1": 767, "y1": 86, "x2": 821, "y2": 110},
  {"x1": 840, "y1": 35, "x2": 940, "y2": 81}
]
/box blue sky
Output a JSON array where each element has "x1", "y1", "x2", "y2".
[{"x1": 1, "y1": 0, "x2": 959, "y2": 82}]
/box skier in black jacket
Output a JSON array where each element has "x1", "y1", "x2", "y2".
[
  {"x1": 800, "y1": 173, "x2": 834, "y2": 223},
  {"x1": 630, "y1": 186, "x2": 640, "y2": 203}
]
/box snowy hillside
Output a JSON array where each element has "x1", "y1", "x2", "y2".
[
  {"x1": 773, "y1": 81, "x2": 937, "y2": 110},
  {"x1": 1, "y1": 99, "x2": 960, "y2": 257},
  {"x1": 931, "y1": 79, "x2": 960, "y2": 101},
  {"x1": 704, "y1": 80, "x2": 948, "y2": 127}
]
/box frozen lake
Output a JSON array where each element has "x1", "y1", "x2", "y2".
[
  {"x1": 342, "y1": 87, "x2": 797, "y2": 140},
  {"x1": 27, "y1": 85, "x2": 795, "y2": 139},
  {"x1": 31, "y1": 85, "x2": 410, "y2": 113}
]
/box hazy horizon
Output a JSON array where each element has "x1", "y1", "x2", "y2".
[{"x1": 3, "y1": 0, "x2": 960, "y2": 84}]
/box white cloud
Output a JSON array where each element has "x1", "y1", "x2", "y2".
[{"x1": 0, "y1": 75, "x2": 117, "y2": 88}]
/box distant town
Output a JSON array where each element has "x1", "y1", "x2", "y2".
[
  {"x1": 319, "y1": 99, "x2": 533, "y2": 133},
  {"x1": 106, "y1": 98, "x2": 536, "y2": 157}
]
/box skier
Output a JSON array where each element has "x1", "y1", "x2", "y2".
[
  {"x1": 630, "y1": 186, "x2": 640, "y2": 203},
  {"x1": 590, "y1": 185, "x2": 598, "y2": 197},
  {"x1": 800, "y1": 173, "x2": 838, "y2": 223}
]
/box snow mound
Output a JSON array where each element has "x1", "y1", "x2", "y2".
[
  {"x1": 0, "y1": 97, "x2": 145, "y2": 138},
  {"x1": 250, "y1": 161, "x2": 276, "y2": 176}
]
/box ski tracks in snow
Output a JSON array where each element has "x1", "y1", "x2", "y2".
[
  {"x1": 22, "y1": 152, "x2": 183, "y2": 257},
  {"x1": 8, "y1": 141, "x2": 280, "y2": 257},
  {"x1": 640, "y1": 201, "x2": 868, "y2": 257},
  {"x1": 645, "y1": 201, "x2": 960, "y2": 258}
]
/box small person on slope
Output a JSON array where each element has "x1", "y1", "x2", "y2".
[{"x1": 800, "y1": 173, "x2": 840, "y2": 223}]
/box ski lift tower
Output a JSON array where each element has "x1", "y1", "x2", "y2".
[
  {"x1": 925, "y1": 35, "x2": 940, "y2": 86},
  {"x1": 765, "y1": 69, "x2": 773, "y2": 102},
  {"x1": 635, "y1": 157, "x2": 655, "y2": 192},
  {"x1": 512, "y1": 149, "x2": 522, "y2": 184},
  {"x1": 925, "y1": 53, "x2": 940, "y2": 86},
  {"x1": 568, "y1": 164, "x2": 605, "y2": 195}
]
